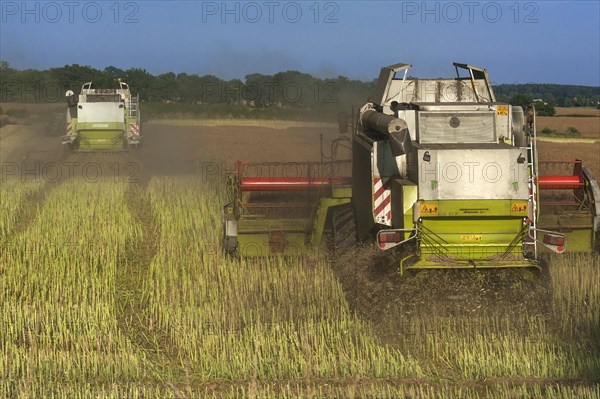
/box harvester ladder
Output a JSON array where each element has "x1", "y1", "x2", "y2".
[
  {"x1": 129, "y1": 95, "x2": 139, "y2": 118},
  {"x1": 526, "y1": 108, "x2": 538, "y2": 258}
]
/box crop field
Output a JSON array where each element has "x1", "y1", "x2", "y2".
[
  {"x1": 554, "y1": 107, "x2": 600, "y2": 117},
  {"x1": 537, "y1": 107, "x2": 600, "y2": 139},
  {"x1": 1, "y1": 106, "x2": 599, "y2": 398}
]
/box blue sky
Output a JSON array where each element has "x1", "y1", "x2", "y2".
[{"x1": 1, "y1": 1, "x2": 599, "y2": 85}]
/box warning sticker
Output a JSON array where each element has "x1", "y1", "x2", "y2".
[
  {"x1": 511, "y1": 202, "x2": 528, "y2": 213},
  {"x1": 420, "y1": 203, "x2": 439, "y2": 215},
  {"x1": 497, "y1": 105, "x2": 508, "y2": 116}
]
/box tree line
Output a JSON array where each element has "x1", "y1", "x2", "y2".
[
  {"x1": 495, "y1": 84, "x2": 600, "y2": 108},
  {"x1": 0, "y1": 61, "x2": 372, "y2": 109},
  {"x1": 1, "y1": 61, "x2": 598, "y2": 112}
]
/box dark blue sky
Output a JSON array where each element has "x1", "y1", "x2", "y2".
[{"x1": 1, "y1": 1, "x2": 599, "y2": 85}]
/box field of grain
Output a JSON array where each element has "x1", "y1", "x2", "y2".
[{"x1": 1, "y1": 106, "x2": 599, "y2": 398}]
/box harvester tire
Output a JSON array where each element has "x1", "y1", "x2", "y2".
[{"x1": 332, "y1": 204, "x2": 357, "y2": 252}]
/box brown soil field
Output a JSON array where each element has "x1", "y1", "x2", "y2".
[
  {"x1": 1, "y1": 102, "x2": 597, "y2": 187},
  {"x1": 537, "y1": 115, "x2": 600, "y2": 138},
  {"x1": 0, "y1": 102, "x2": 64, "y2": 112},
  {"x1": 536, "y1": 107, "x2": 600, "y2": 139},
  {"x1": 0, "y1": 104, "x2": 350, "y2": 183},
  {"x1": 554, "y1": 106, "x2": 600, "y2": 116}
]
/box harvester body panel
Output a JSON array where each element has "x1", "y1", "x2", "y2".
[{"x1": 416, "y1": 145, "x2": 528, "y2": 201}]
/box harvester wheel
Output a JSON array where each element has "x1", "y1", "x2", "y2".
[{"x1": 332, "y1": 204, "x2": 357, "y2": 251}]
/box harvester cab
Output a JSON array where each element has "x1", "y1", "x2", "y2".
[{"x1": 61, "y1": 81, "x2": 141, "y2": 151}]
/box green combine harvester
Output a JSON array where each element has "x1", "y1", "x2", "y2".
[
  {"x1": 223, "y1": 63, "x2": 600, "y2": 272},
  {"x1": 61, "y1": 81, "x2": 141, "y2": 151}
]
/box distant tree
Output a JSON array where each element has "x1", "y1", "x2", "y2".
[
  {"x1": 508, "y1": 93, "x2": 534, "y2": 108},
  {"x1": 151, "y1": 72, "x2": 177, "y2": 102},
  {"x1": 124, "y1": 68, "x2": 154, "y2": 101},
  {"x1": 223, "y1": 79, "x2": 243, "y2": 104},
  {"x1": 198, "y1": 75, "x2": 225, "y2": 104},
  {"x1": 50, "y1": 64, "x2": 106, "y2": 92},
  {"x1": 104, "y1": 66, "x2": 126, "y2": 79},
  {"x1": 0, "y1": 60, "x2": 13, "y2": 71},
  {"x1": 176, "y1": 73, "x2": 198, "y2": 103},
  {"x1": 533, "y1": 101, "x2": 556, "y2": 116},
  {"x1": 244, "y1": 73, "x2": 274, "y2": 107}
]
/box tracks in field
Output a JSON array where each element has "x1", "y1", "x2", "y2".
[
  {"x1": 118, "y1": 183, "x2": 183, "y2": 377},
  {"x1": 332, "y1": 244, "x2": 554, "y2": 332},
  {"x1": 119, "y1": 184, "x2": 158, "y2": 347},
  {"x1": 5, "y1": 184, "x2": 48, "y2": 238},
  {"x1": 330, "y1": 245, "x2": 557, "y2": 382},
  {"x1": 0, "y1": 180, "x2": 61, "y2": 249}
]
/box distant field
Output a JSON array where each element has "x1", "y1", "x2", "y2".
[
  {"x1": 537, "y1": 107, "x2": 600, "y2": 139},
  {"x1": 0, "y1": 102, "x2": 63, "y2": 113},
  {"x1": 150, "y1": 118, "x2": 336, "y2": 129},
  {"x1": 554, "y1": 107, "x2": 600, "y2": 116},
  {"x1": 2, "y1": 101, "x2": 599, "y2": 140}
]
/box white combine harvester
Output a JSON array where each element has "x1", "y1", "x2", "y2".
[{"x1": 61, "y1": 81, "x2": 141, "y2": 151}]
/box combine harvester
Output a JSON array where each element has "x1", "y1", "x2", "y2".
[
  {"x1": 61, "y1": 81, "x2": 141, "y2": 151},
  {"x1": 223, "y1": 63, "x2": 599, "y2": 272}
]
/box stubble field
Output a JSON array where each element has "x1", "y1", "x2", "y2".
[{"x1": 0, "y1": 105, "x2": 599, "y2": 398}]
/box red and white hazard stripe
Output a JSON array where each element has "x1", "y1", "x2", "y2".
[
  {"x1": 373, "y1": 177, "x2": 392, "y2": 226},
  {"x1": 129, "y1": 123, "x2": 139, "y2": 137},
  {"x1": 66, "y1": 122, "x2": 72, "y2": 136}
]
